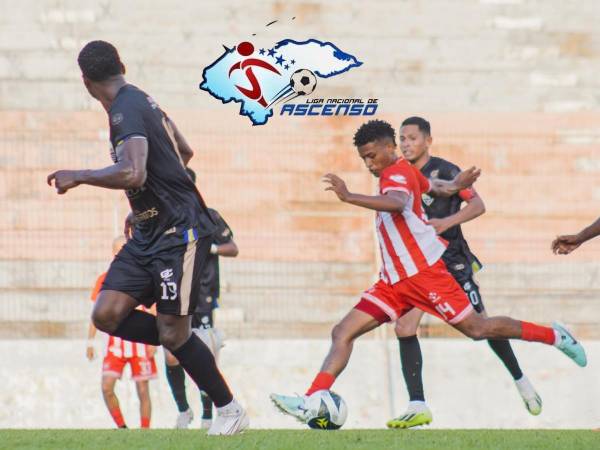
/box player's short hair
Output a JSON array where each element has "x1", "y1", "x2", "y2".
[
  {"x1": 185, "y1": 167, "x2": 197, "y2": 183},
  {"x1": 401, "y1": 116, "x2": 431, "y2": 136},
  {"x1": 353, "y1": 120, "x2": 396, "y2": 147},
  {"x1": 77, "y1": 40, "x2": 125, "y2": 82}
]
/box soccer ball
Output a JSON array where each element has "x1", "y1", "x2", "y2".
[
  {"x1": 290, "y1": 69, "x2": 317, "y2": 95},
  {"x1": 305, "y1": 390, "x2": 348, "y2": 430}
]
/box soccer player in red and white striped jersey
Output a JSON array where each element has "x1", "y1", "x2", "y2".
[
  {"x1": 86, "y1": 237, "x2": 157, "y2": 429},
  {"x1": 270, "y1": 120, "x2": 587, "y2": 423}
]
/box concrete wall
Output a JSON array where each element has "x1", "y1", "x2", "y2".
[
  {"x1": 0, "y1": 337, "x2": 598, "y2": 429},
  {"x1": 2, "y1": 0, "x2": 600, "y2": 337}
]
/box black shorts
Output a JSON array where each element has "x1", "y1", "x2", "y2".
[
  {"x1": 444, "y1": 258, "x2": 485, "y2": 314},
  {"x1": 102, "y1": 237, "x2": 212, "y2": 315},
  {"x1": 192, "y1": 308, "x2": 215, "y2": 329}
]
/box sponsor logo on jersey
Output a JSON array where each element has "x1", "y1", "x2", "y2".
[
  {"x1": 135, "y1": 207, "x2": 159, "y2": 222},
  {"x1": 111, "y1": 112, "x2": 124, "y2": 126},
  {"x1": 390, "y1": 175, "x2": 407, "y2": 185},
  {"x1": 422, "y1": 193, "x2": 434, "y2": 206}
]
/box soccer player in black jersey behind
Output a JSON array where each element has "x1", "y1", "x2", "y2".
[
  {"x1": 163, "y1": 168, "x2": 239, "y2": 430},
  {"x1": 47, "y1": 41, "x2": 248, "y2": 435},
  {"x1": 387, "y1": 117, "x2": 541, "y2": 429}
]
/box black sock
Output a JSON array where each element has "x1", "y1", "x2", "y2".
[
  {"x1": 165, "y1": 364, "x2": 190, "y2": 412},
  {"x1": 398, "y1": 335, "x2": 425, "y2": 402},
  {"x1": 488, "y1": 339, "x2": 523, "y2": 380},
  {"x1": 171, "y1": 334, "x2": 233, "y2": 407},
  {"x1": 201, "y1": 391, "x2": 213, "y2": 419},
  {"x1": 113, "y1": 310, "x2": 160, "y2": 345}
]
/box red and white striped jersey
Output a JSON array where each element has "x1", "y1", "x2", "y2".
[
  {"x1": 105, "y1": 335, "x2": 151, "y2": 359},
  {"x1": 91, "y1": 272, "x2": 156, "y2": 359},
  {"x1": 376, "y1": 158, "x2": 447, "y2": 284}
]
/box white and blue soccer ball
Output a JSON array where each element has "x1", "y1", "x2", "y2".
[{"x1": 305, "y1": 390, "x2": 348, "y2": 430}]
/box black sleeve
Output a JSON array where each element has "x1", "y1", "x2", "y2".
[
  {"x1": 442, "y1": 160, "x2": 461, "y2": 181},
  {"x1": 110, "y1": 96, "x2": 147, "y2": 147},
  {"x1": 210, "y1": 210, "x2": 234, "y2": 245}
]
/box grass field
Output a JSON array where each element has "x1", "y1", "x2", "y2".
[{"x1": 2, "y1": 430, "x2": 599, "y2": 450}]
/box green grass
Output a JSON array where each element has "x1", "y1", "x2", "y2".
[{"x1": 1, "y1": 430, "x2": 598, "y2": 450}]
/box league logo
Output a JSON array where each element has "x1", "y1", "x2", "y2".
[{"x1": 200, "y1": 39, "x2": 363, "y2": 125}]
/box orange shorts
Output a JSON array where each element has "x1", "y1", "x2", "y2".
[
  {"x1": 102, "y1": 353, "x2": 158, "y2": 381},
  {"x1": 355, "y1": 258, "x2": 474, "y2": 324}
]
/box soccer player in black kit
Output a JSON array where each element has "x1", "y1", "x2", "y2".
[
  {"x1": 164, "y1": 168, "x2": 239, "y2": 429},
  {"x1": 47, "y1": 41, "x2": 248, "y2": 435},
  {"x1": 387, "y1": 117, "x2": 541, "y2": 429}
]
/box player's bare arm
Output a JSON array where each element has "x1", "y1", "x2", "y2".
[
  {"x1": 216, "y1": 241, "x2": 239, "y2": 257},
  {"x1": 322, "y1": 173, "x2": 408, "y2": 212},
  {"x1": 428, "y1": 191, "x2": 485, "y2": 235},
  {"x1": 47, "y1": 137, "x2": 148, "y2": 194},
  {"x1": 167, "y1": 118, "x2": 194, "y2": 166},
  {"x1": 552, "y1": 216, "x2": 600, "y2": 255},
  {"x1": 428, "y1": 166, "x2": 481, "y2": 197},
  {"x1": 124, "y1": 212, "x2": 136, "y2": 240},
  {"x1": 86, "y1": 321, "x2": 97, "y2": 361}
]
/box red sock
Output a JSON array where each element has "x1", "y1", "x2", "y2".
[
  {"x1": 109, "y1": 407, "x2": 126, "y2": 428},
  {"x1": 306, "y1": 372, "x2": 336, "y2": 396},
  {"x1": 141, "y1": 417, "x2": 150, "y2": 428},
  {"x1": 521, "y1": 321, "x2": 555, "y2": 345}
]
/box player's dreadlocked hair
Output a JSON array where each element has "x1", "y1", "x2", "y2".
[
  {"x1": 77, "y1": 40, "x2": 125, "y2": 82},
  {"x1": 353, "y1": 119, "x2": 396, "y2": 147},
  {"x1": 401, "y1": 116, "x2": 431, "y2": 136}
]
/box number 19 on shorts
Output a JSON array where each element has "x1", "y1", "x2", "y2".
[{"x1": 160, "y1": 281, "x2": 178, "y2": 300}]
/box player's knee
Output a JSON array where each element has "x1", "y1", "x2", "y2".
[
  {"x1": 92, "y1": 306, "x2": 119, "y2": 333},
  {"x1": 331, "y1": 322, "x2": 352, "y2": 344},
  {"x1": 158, "y1": 328, "x2": 188, "y2": 351},
  {"x1": 394, "y1": 321, "x2": 417, "y2": 338},
  {"x1": 465, "y1": 323, "x2": 487, "y2": 341},
  {"x1": 164, "y1": 350, "x2": 179, "y2": 366},
  {"x1": 136, "y1": 382, "x2": 149, "y2": 397},
  {"x1": 101, "y1": 381, "x2": 115, "y2": 397}
]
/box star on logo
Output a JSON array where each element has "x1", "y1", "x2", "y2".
[
  {"x1": 267, "y1": 48, "x2": 276, "y2": 57},
  {"x1": 290, "y1": 59, "x2": 296, "y2": 65},
  {"x1": 259, "y1": 48, "x2": 265, "y2": 55},
  {"x1": 284, "y1": 64, "x2": 289, "y2": 70},
  {"x1": 275, "y1": 55, "x2": 285, "y2": 66}
]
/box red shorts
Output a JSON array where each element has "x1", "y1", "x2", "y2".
[
  {"x1": 102, "y1": 353, "x2": 158, "y2": 381},
  {"x1": 355, "y1": 258, "x2": 474, "y2": 324}
]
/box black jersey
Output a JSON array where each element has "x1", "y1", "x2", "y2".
[
  {"x1": 198, "y1": 209, "x2": 233, "y2": 301},
  {"x1": 420, "y1": 156, "x2": 482, "y2": 271},
  {"x1": 108, "y1": 84, "x2": 215, "y2": 256}
]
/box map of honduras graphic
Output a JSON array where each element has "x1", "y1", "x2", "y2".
[{"x1": 200, "y1": 39, "x2": 362, "y2": 125}]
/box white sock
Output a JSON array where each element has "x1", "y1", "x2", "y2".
[
  {"x1": 408, "y1": 400, "x2": 428, "y2": 412},
  {"x1": 217, "y1": 398, "x2": 239, "y2": 413},
  {"x1": 553, "y1": 329, "x2": 562, "y2": 347}
]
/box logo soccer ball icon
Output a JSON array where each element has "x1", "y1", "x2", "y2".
[{"x1": 290, "y1": 69, "x2": 317, "y2": 96}]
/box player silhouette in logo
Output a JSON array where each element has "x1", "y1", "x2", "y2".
[{"x1": 228, "y1": 41, "x2": 280, "y2": 107}]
